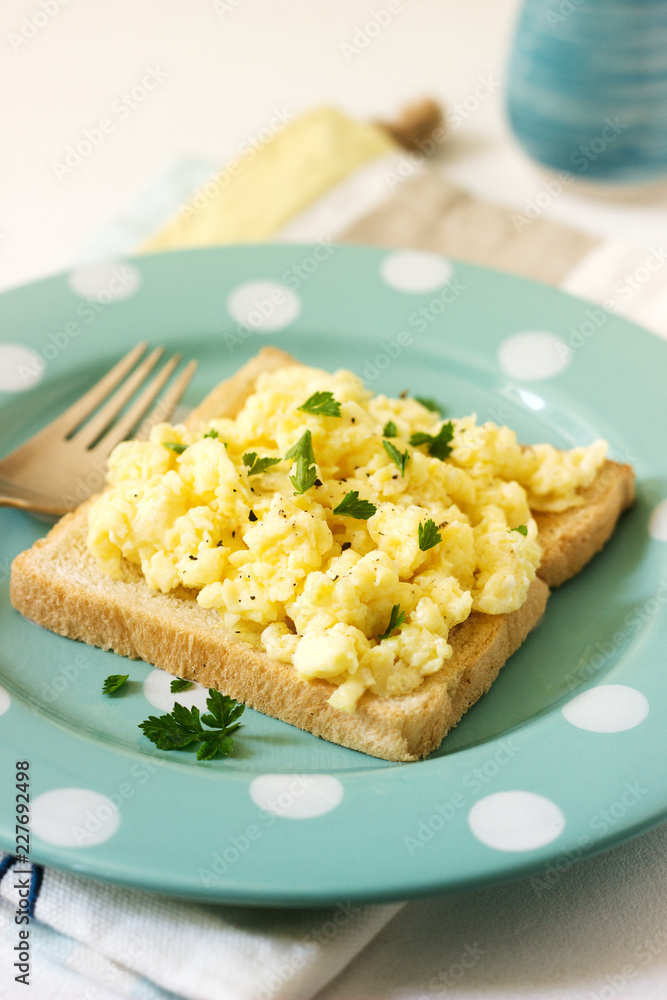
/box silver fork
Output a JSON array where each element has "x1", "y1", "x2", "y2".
[{"x1": 0, "y1": 343, "x2": 197, "y2": 516}]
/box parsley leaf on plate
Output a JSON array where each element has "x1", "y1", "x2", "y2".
[
  {"x1": 203, "y1": 429, "x2": 219, "y2": 439},
  {"x1": 197, "y1": 731, "x2": 236, "y2": 761},
  {"x1": 418, "y1": 519, "x2": 442, "y2": 552},
  {"x1": 409, "y1": 421, "x2": 455, "y2": 460},
  {"x1": 297, "y1": 391, "x2": 342, "y2": 418},
  {"x1": 333, "y1": 490, "x2": 377, "y2": 520},
  {"x1": 200, "y1": 689, "x2": 245, "y2": 731},
  {"x1": 138, "y1": 689, "x2": 244, "y2": 761},
  {"x1": 170, "y1": 678, "x2": 193, "y2": 693},
  {"x1": 163, "y1": 442, "x2": 187, "y2": 454},
  {"x1": 382, "y1": 420, "x2": 397, "y2": 438},
  {"x1": 383, "y1": 439, "x2": 409, "y2": 476},
  {"x1": 243, "y1": 451, "x2": 282, "y2": 476},
  {"x1": 102, "y1": 674, "x2": 129, "y2": 695},
  {"x1": 509, "y1": 524, "x2": 528, "y2": 536},
  {"x1": 377, "y1": 604, "x2": 406, "y2": 641}
]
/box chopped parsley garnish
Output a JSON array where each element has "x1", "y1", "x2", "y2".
[
  {"x1": 509, "y1": 524, "x2": 528, "y2": 536},
  {"x1": 170, "y1": 678, "x2": 193, "y2": 693},
  {"x1": 383, "y1": 439, "x2": 409, "y2": 476},
  {"x1": 297, "y1": 391, "x2": 342, "y2": 418},
  {"x1": 203, "y1": 429, "x2": 219, "y2": 439},
  {"x1": 290, "y1": 456, "x2": 317, "y2": 495},
  {"x1": 102, "y1": 673, "x2": 129, "y2": 695},
  {"x1": 163, "y1": 442, "x2": 187, "y2": 454},
  {"x1": 333, "y1": 490, "x2": 377, "y2": 520},
  {"x1": 414, "y1": 396, "x2": 446, "y2": 416},
  {"x1": 285, "y1": 429, "x2": 315, "y2": 466},
  {"x1": 377, "y1": 604, "x2": 406, "y2": 641},
  {"x1": 418, "y1": 519, "x2": 442, "y2": 552},
  {"x1": 409, "y1": 421, "x2": 455, "y2": 460},
  {"x1": 286, "y1": 430, "x2": 317, "y2": 495},
  {"x1": 242, "y1": 451, "x2": 282, "y2": 476},
  {"x1": 138, "y1": 689, "x2": 244, "y2": 761},
  {"x1": 382, "y1": 420, "x2": 397, "y2": 438}
]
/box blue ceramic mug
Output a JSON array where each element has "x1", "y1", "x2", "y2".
[{"x1": 506, "y1": 0, "x2": 667, "y2": 183}]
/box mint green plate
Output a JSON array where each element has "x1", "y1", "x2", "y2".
[{"x1": 0, "y1": 245, "x2": 665, "y2": 906}]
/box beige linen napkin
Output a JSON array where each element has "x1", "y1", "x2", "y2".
[{"x1": 339, "y1": 169, "x2": 598, "y2": 286}]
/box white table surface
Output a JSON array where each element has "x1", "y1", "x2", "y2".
[
  {"x1": 3, "y1": 0, "x2": 667, "y2": 296},
  {"x1": 3, "y1": 4, "x2": 667, "y2": 998}
]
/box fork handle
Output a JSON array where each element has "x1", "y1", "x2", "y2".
[{"x1": 0, "y1": 489, "x2": 69, "y2": 517}]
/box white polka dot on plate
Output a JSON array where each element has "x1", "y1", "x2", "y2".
[
  {"x1": 31, "y1": 788, "x2": 120, "y2": 847},
  {"x1": 68, "y1": 261, "x2": 141, "y2": 303},
  {"x1": 380, "y1": 250, "x2": 453, "y2": 293},
  {"x1": 0, "y1": 686, "x2": 10, "y2": 716},
  {"x1": 468, "y1": 791, "x2": 565, "y2": 852},
  {"x1": 0, "y1": 344, "x2": 44, "y2": 392},
  {"x1": 249, "y1": 774, "x2": 344, "y2": 819},
  {"x1": 562, "y1": 684, "x2": 649, "y2": 733},
  {"x1": 142, "y1": 669, "x2": 210, "y2": 712},
  {"x1": 497, "y1": 331, "x2": 571, "y2": 381},
  {"x1": 649, "y1": 499, "x2": 667, "y2": 541},
  {"x1": 227, "y1": 281, "x2": 301, "y2": 332}
]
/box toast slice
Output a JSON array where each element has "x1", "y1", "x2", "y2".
[{"x1": 9, "y1": 349, "x2": 634, "y2": 761}]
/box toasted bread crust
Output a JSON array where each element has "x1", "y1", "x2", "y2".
[
  {"x1": 8, "y1": 349, "x2": 634, "y2": 761},
  {"x1": 9, "y1": 506, "x2": 548, "y2": 761},
  {"x1": 534, "y1": 460, "x2": 634, "y2": 586}
]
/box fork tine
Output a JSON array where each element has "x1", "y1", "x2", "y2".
[
  {"x1": 49, "y1": 342, "x2": 149, "y2": 436},
  {"x1": 92, "y1": 354, "x2": 191, "y2": 453},
  {"x1": 134, "y1": 359, "x2": 198, "y2": 441},
  {"x1": 74, "y1": 347, "x2": 164, "y2": 447}
]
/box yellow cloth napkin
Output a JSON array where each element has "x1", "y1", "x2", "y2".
[{"x1": 140, "y1": 108, "x2": 395, "y2": 252}]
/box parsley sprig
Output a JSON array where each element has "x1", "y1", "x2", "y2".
[
  {"x1": 383, "y1": 439, "x2": 409, "y2": 476},
  {"x1": 203, "y1": 429, "x2": 219, "y2": 439},
  {"x1": 286, "y1": 430, "x2": 318, "y2": 495},
  {"x1": 409, "y1": 421, "x2": 455, "y2": 460},
  {"x1": 382, "y1": 420, "x2": 397, "y2": 438},
  {"x1": 333, "y1": 490, "x2": 377, "y2": 520},
  {"x1": 102, "y1": 674, "x2": 128, "y2": 695},
  {"x1": 509, "y1": 524, "x2": 528, "y2": 536},
  {"x1": 377, "y1": 604, "x2": 406, "y2": 641},
  {"x1": 285, "y1": 429, "x2": 315, "y2": 466},
  {"x1": 139, "y1": 689, "x2": 244, "y2": 761},
  {"x1": 243, "y1": 451, "x2": 282, "y2": 476},
  {"x1": 163, "y1": 441, "x2": 187, "y2": 454},
  {"x1": 170, "y1": 678, "x2": 193, "y2": 692},
  {"x1": 418, "y1": 519, "x2": 442, "y2": 552},
  {"x1": 297, "y1": 391, "x2": 342, "y2": 418},
  {"x1": 290, "y1": 456, "x2": 317, "y2": 495}
]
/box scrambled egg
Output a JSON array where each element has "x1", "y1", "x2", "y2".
[{"x1": 87, "y1": 363, "x2": 607, "y2": 711}]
